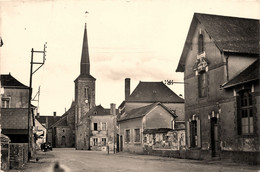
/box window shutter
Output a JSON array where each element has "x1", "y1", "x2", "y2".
[
  {"x1": 236, "y1": 95, "x2": 242, "y2": 135},
  {"x1": 186, "y1": 121, "x2": 190, "y2": 148},
  {"x1": 91, "y1": 122, "x2": 94, "y2": 130},
  {"x1": 99, "y1": 122, "x2": 102, "y2": 131},
  {"x1": 197, "y1": 119, "x2": 201, "y2": 148}
]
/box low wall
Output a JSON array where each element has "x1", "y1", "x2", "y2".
[
  {"x1": 9, "y1": 143, "x2": 28, "y2": 170},
  {"x1": 220, "y1": 151, "x2": 260, "y2": 165},
  {"x1": 143, "y1": 145, "x2": 260, "y2": 164},
  {"x1": 1, "y1": 135, "x2": 10, "y2": 171}
]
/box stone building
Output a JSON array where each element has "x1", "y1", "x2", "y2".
[
  {"x1": 118, "y1": 79, "x2": 185, "y2": 153},
  {"x1": 88, "y1": 104, "x2": 117, "y2": 152},
  {"x1": 48, "y1": 102, "x2": 76, "y2": 148},
  {"x1": 36, "y1": 112, "x2": 61, "y2": 146},
  {"x1": 1, "y1": 74, "x2": 35, "y2": 158},
  {"x1": 176, "y1": 13, "x2": 260, "y2": 163},
  {"x1": 74, "y1": 23, "x2": 96, "y2": 150}
]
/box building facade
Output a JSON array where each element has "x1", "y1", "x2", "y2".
[
  {"x1": 88, "y1": 104, "x2": 117, "y2": 152},
  {"x1": 176, "y1": 13, "x2": 260, "y2": 163},
  {"x1": 118, "y1": 79, "x2": 185, "y2": 153},
  {"x1": 1, "y1": 74, "x2": 35, "y2": 158}
]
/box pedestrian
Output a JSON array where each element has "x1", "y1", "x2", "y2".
[{"x1": 107, "y1": 145, "x2": 109, "y2": 154}]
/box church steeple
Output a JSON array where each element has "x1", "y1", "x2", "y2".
[{"x1": 80, "y1": 23, "x2": 90, "y2": 75}]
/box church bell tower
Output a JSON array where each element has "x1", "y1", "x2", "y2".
[{"x1": 74, "y1": 23, "x2": 96, "y2": 149}]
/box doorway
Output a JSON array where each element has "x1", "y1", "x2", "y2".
[
  {"x1": 210, "y1": 117, "x2": 218, "y2": 157},
  {"x1": 120, "y1": 135, "x2": 123, "y2": 152}
]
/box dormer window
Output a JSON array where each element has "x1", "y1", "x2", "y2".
[{"x1": 198, "y1": 34, "x2": 204, "y2": 54}]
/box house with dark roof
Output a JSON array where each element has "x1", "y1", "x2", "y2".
[
  {"x1": 0, "y1": 74, "x2": 36, "y2": 158},
  {"x1": 87, "y1": 104, "x2": 117, "y2": 152},
  {"x1": 118, "y1": 79, "x2": 185, "y2": 153},
  {"x1": 176, "y1": 13, "x2": 259, "y2": 163},
  {"x1": 36, "y1": 102, "x2": 75, "y2": 148}
]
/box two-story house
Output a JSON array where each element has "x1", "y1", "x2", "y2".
[
  {"x1": 1, "y1": 74, "x2": 35, "y2": 158},
  {"x1": 88, "y1": 104, "x2": 117, "y2": 152},
  {"x1": 118, "y1": 78, "x2": 185, "y2": 153},
  {"x1": 176, "y1": 13, "x2": 259, "y2": 163}
]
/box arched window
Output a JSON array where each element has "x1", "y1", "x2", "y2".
[
  {"x1": 198, "y1": 34, "x2": 204, "y2": 54},
  {"x1": 237, "y1": 90, "x2": 254, "y2": 135}
]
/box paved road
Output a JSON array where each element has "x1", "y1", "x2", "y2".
[{"x1": 10, "y1": 148, "x2": 260, "y2": 172}]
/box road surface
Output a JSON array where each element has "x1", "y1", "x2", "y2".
[{"x1": 9, "y1": 148, "x2": 260, "y2": 172}]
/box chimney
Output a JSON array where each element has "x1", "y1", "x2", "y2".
[
  {"x1": 125, "y1": 78, "x2": 130, "y2": 100},
  {"x1": 53, "y1": 112, "x2": 56, "y2": 117},
  {"x1": 110, "y1": 103, "x2": 116, "y2": 116}
]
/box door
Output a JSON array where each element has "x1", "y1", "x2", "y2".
[
  {"x1": 116, "y1": 134, "x2": 119, "y2": 152},
  {"x1": 210, "y1": 117, "x2": 218, "y2": 157},
  {"x1": 61, "y1": 136, "x2": 66, "y2": 147},
  {"x1": 120, "y1": 135, "x2": 123, "y2": 152}
]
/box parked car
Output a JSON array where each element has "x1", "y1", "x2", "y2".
[{"x1": 41, "y1": 142, "x2": 52, "y2": 152}]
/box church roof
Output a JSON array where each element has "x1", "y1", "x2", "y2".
[
  {"x1": 126, "y1": 81, "x2": 184, "y2": 103},
  {"x1": 222, "y1": 59, "x2": 259, "y2": 88},
  {"x1": 1, "y1": 74, "x2": 29, "y2": 89},
  {"x1": 176, "y1": 13, "x2": 259, "y2": 72}
]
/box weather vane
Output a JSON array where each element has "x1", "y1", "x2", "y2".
[{"x1": 85, "y1": 11, "x2": 89, "y2": 23}]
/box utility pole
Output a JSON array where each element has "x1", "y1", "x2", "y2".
[{"x1": 28, "y1": 43, "x2": 47, "y2": 161}]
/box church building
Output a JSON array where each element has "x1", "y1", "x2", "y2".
[{"x1": 74, "y1": 23, "x2": 96, "y2": 150}]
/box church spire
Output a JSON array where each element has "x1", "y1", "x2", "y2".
[{"x1": 80, "y1": 23, "x2": 90, "y2": 75}]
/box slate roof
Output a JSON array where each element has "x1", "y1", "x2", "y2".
[
  {"x1": 1, "y1": 74, "x2": 29, "y2": 89},
  {"x1": 36, "y1": 116, "x2": 61, "y2": 128},
  {"x1": 74, "y1": 74, "x2": 96, "y2": 82},
  {"x1": 126, "y1": 81, "x2": 184, "y2": 103},
  {"x1": 87, "y1": 105, "x2": 111, "y2": 116},
  {"x1": 118, "y1": 102, "x2": 177, "y2": 122},
  {"x1": 176, "y1": 13, "x2": 259, "y2": 72},
  {"x1": 222, "y1": 60, "x2": 259, "y2": 88},
  {"x1": 1, "y1": 108, "x2": 28, "y2": 129}
]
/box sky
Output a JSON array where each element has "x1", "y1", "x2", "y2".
[{"x1": 0, "y1": 0, "x2": 259, "y2": 116}]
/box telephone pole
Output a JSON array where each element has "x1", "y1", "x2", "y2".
[{"x1": 28, "y1": 43, "x2": 47, "y2": 161}]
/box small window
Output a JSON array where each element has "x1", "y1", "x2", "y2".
[
  {"x1": 134, "y1": 128, "x2": 140, "y2": 142},
  {"x1": 198, "y1": 34, "x2": 204, "y2": 54},
  {"x1": 102, "y1": 122, "x2": 106, "y2": 130},
  {"x1": 2, "y1": 97, "x2": 10, "y2": 108},
  {"x1": 93, "y1": 123, "x2": 98, "y2": 131},
  {"x1": 125, "y1": 129, "x2": 130, "y2": 143},
  {"x1": 102, "y1": 138, "x2": 106, "y2": 146}
]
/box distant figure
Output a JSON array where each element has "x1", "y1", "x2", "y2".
[
  {"x1": 53, "y1": 162, "x2": 65, "y2": 172},
  {"x1": 107, "y1": 145, "x2": 109, "y2": 154}
]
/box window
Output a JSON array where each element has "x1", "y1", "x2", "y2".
[
  {"x1": 198, "y1": 34, "x2": 204, "y2": 54},
  {"x1": 134, "y1": 129, "x2": 140, "y2": 142},
  {"x1": 238, "y1": 90, "x2": 254, "y2": 135},
  {"x1": 102, "y1": 122, "x2": 106, "y2": 130},
  {"x1": 102, "y1": 138, "x2": 106, "y2": 146},
  {"x1": 125, "y1": 129, "x2": 130, "y2": 143},
  {"x1": 93, "y1": 123, "x2": 98, "y2": 131},
  {"x1": 93, "y1": 138, "x2": 98, "y2": 146},
  {"x1": 84, "y1": 88, "x2": 87, "y2": 98},
  {"x1": 2, "y1": 97, "x2": 10, "y2": 108},
  {"x1": 198, "y1": 71, "x2": 207, "y2": 97},
  {"x1": 190, "y1": 120, "x2": 197, "y2": 148}
]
